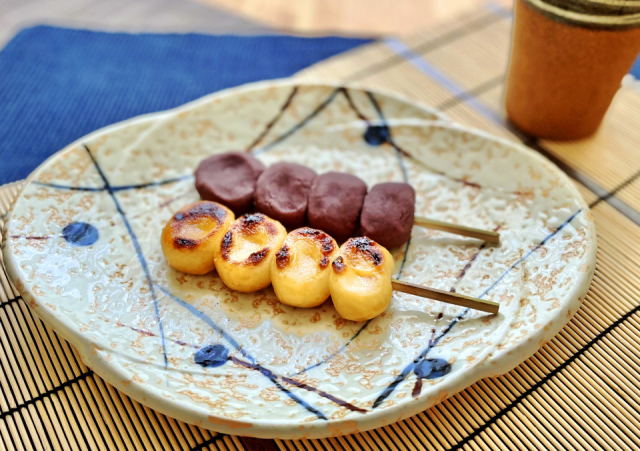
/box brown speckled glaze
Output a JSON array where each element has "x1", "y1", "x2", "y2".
[
  {"x1": 1, "y1": 80, "x2": 596, "y2": 439},
  {"x1": 506, "y1": 0, "x2": 640, "y2": 139}
]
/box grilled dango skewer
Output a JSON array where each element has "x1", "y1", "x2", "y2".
[
  {"x1": 214, "y1": 213, "x2": 286, "y2": 292},
  {"x1": 329, "y1": 237, "x2": 395, "y2": 322},
  {"x1": 161, "y1": 201, "x2": 234, "y2": 275},
  {"x1": 270, "y1": 228, "x2": 339, "y2": 308}
]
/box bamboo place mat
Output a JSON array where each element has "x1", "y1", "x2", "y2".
[{"x1": 3, "y1": 4, "x2": 640, "y2": 450}]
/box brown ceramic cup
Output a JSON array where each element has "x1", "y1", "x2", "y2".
[{"x1": 505, "y1": 0, "x2": 640, "y2": 140}]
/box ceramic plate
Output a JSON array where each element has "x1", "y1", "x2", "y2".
[{"x1": 2, "y1": 80, "x2": 596, "y2": 439}]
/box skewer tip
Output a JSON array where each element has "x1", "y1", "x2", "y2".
[{"x1": 392, "y1": 279, "x2": 499, "y2": 314}]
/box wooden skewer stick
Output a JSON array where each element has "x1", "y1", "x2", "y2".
[
  {"x1": 391, "y1": 279, "x2": 500, "y2": 314},
  {"x1": 414, "y1": 216, "x2": 500, "y2": 244}
]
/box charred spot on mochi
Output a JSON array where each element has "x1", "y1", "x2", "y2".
[
  {"x1": 353, "y1": 237, "x2": 374, "y2": 250},
  {"x1": 298, "y1": 228, "x2": 335, "y2": 255},
  {"x1": 171, "y1": 202, "x2": 229, "y2": 249},
  {"x1": 332, "y1": 256, "x2": 346, "y2": 274},
  {"x1": 320, "y1": 256, "x2": 330, "y2": 269},
  {"x1": 189, "y1": 202, "x2": 229, "y2": 221},
  {"x1": 174, "y1": 237, "x2": 197, "y2": 249},
  {"x1": 320, "y1": 236, "x2": 335, "y2": 255},
  {"x1": 62, "y1": 222, "x2": 99, "y2": 246},
  {"x1": 221, "y1": 231, "x2": 233, "y2": 260},
  {"x1": 242, "y1": 214, "x2": 264, "y2": 226},
  {"x1": 194, "y1": 344, "x2": 229, "y2": 368},
  {"x1": 175, "y1": 202, "x2": 228, "y2": 223},
  {"x1": 265, "y1": 221, "x2": 278, "y2": 237},
  {"x1": 298, "y1": 227, "x2": 321, "y2": 237},
  {"x1": 276, "y1": 245, "x2": 290, "y2": 269},
  {"x1": 364, "y1": 125, "x2": 391, "y2": 146},
  {"x1": 369, "y1": 251, "x2": 382, "y2": 266},
  {"x1": 350, "y1": 237, "x2": 383, "y2": 266},
  {"x1": 246, "y1": 247, "x2": 270, "y2": 265},
  {"x1": 239, "y1": 213, "x2": 276, "y2": 237},
  {"x1": 414, "y1": 358, "x2": 451, "y2": 380}
]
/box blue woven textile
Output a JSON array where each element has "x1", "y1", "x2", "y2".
[
  {"x1": 630, "y1": 56, "x2": 640, "y2": 80},
  {"x1": 0, "y1": 26, "x2": 372, "y2": 184}
]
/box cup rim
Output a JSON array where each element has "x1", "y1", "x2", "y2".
[{"x1": 523, "y1": 0, "x2": 640, "y2": 29}]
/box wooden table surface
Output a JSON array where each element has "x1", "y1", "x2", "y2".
[
  {"x1": 0, "y1": 0, "x2": 512, "y2": 46},
  {"x1": 204, "y1": 0, "x2": 512, "y2": 36}
]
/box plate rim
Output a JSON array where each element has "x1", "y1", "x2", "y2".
[{"x1": 1, "y1": 78, "x2": 597, "y2": 439}]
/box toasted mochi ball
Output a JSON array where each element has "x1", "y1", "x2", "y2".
[
  {"x1": 195, "y1": 151, "x2": 265, "y2": 215},
  {"x1": 270, "y1": 228, "x2": 339, "y2": 308},
  {"x1": 214, "y1": 213, "x2": 286, "y2": 292},
  {"x1": 307, "y1": 172, "x2": 368, "y2": 243},
  {"x1": 329, "y1": 237, "x2": 395, "y2": 322},
  {"x1": 254, "y1": 162, "x2": 317, "y2": 229},
  {"x1": 360, "y1": 182, "x2": 415, "y2": 249},
  {"x1": 161, "y1": 201, "x2": 235, "y2": 275}
]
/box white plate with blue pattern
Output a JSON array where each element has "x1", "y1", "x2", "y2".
[{"x1": 2, "y1": 79, "x2": 596, "y2": 439}]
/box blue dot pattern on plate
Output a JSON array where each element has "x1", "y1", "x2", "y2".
[
  {"x1": 194, "y1": 344, "x2": 229, "y2": 368},
  {"x1": 364, "y1": 125, "x2": 391, "y2": 146},
  {"x1": 62, "y1": 222, "x2": 99, "y2": 246},
  {"x1": 414, "y1": 358, "x2": 452, "y2": 380}
]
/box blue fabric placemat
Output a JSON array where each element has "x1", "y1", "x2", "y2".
[
  {"x1": 0, "y1": 26, "x2": 372, "y2": 185},
  {"x1": 630, "y1": 57, "x2": 640, "y2": 80}
]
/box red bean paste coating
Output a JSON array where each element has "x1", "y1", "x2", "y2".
[
  {"x1": 254, "y1": 162, "x2": 317, "y2": 229},
  {"x1": 360, "y1": 182, "x2": 415, "y2": 249},
  {"x1": 307, "y1": 172, "x2": 368, "y2": 243},
  {"x1": 195, "y1": 151, "x2": 265, "y2": 215}
]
